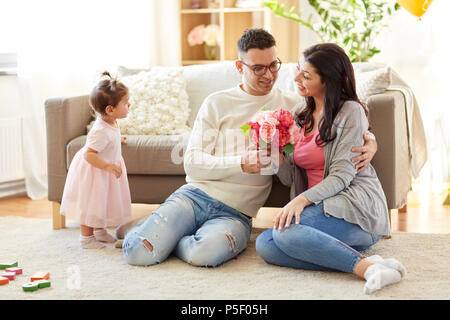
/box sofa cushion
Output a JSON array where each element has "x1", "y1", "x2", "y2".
[
  {"x1": 183, "y1": 61, "x2": 242, "y2": 127},
  {"x1": 66, "y1": 133, "x2": 191, "y2": 175},
  {"x1": 119, "y1": 67, "x2": 191, "y2": 135},
  {"x1": 353, "y1": 63, "x2": 392, "y2": 103}
]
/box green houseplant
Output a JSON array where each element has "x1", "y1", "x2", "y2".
[{"x1": 264, "y1": 0, "x2": 400, "y2": 62}]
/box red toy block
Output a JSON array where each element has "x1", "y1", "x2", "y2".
[
  {"x1": 0, "y1": 276, "x2": 9, "y2": 285},
  {"x1": 5, "y1": 267, "x2": 22, "y2": 275},
  {"x1": 1, "y1": 272, "x2": 15, "y2": 280},
  {"x1": 30, "y1": 271, "x2": 50, "y2": 282}
]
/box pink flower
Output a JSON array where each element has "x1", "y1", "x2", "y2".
[
  {"x1": 250, "y1": 128, "x2": 259, "y2": 147},
  {"x1": 288, "y1": 125, "x2": 301, "y2": 144},
  {"x1": 259, "y1": 120, "x2": 277, "y2": 143},
  {"x1": 187, "y1": 24, "x2": 220, "y2": 47},
  {"x1": 249, "y1": 121, "x2": 260, "y2": 146},
  {"x1": 187, "y1": 25, "x2": 206, "y2": 46},
  {"x1": 241, "y1": 108, "x2": 298, "y2": 154},
  {"x1": 275, "y1": 109, "x2": 294, "y2": 128},
  {"x1": 278, "y1": 126, "x2": 290, "y2": 147},
  {"x1": 254, "y1": 110, "x2": 278, "y2": 125}
]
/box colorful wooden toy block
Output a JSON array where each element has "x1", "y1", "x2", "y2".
[
  {"x1": 1, "y1": 272, "x2": 15, "y2": 280},
  {"x1": 22, "y1": 282, "x2": 39, "y2": 292},
  {"x1": 35, "y1": 280, "x2": 51, "y2": 289},
  {"x1": 0, "y1": 276, "x2": 9, "y2": 285},
  {"x1": 0, "y1": 262, "x2": 18, "y2": 270},
  {"x1": 5, "y1": 267, "x2": 23, "y2": 275},
  {"x1": 30, "y1": 271, "x2": 50, "y2": 282}
]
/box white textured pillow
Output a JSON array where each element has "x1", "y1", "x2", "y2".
[
  {"x1": 354, "y1": 63, "x2": 392, "y2": 102},
  {"x1": 87, "y1": 67, "x2": 191, "y2": 135},
  {"x1": 119, "y1": 67, "x2": 191, "y2": 135}
]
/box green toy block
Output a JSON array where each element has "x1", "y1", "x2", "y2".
[
  {"x1": 36, "y1": 280, "x2": 51, "y2": 288},
  {"x1": 0, "y1": 261, "x2": 18, "y2": 270},
  {"x1": 22, "y1": 282, "x2": 39, "y2": 292}
]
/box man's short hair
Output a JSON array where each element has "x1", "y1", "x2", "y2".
[{"x1": 237, "y1": 28, "x2": 276, "y2": 57}]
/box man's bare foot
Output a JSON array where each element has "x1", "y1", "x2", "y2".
[
  {"x1": 114, "y1": 239, "x2": 123, "y2": 248},
  {"x1": 114, "y1": 213, "x2": 152, "y2": 240}
]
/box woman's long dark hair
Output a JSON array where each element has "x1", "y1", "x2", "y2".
[{"x1": 295, "y1": 43, "x2": 367, "y2": 146}]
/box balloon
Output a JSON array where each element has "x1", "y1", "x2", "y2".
[{"x1": 397, "y1": 0, "x2": 434, "y2": 18}]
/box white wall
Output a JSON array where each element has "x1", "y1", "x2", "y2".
[{"x1": 0, "y1": 75, "x2": 22, "y2": 118}]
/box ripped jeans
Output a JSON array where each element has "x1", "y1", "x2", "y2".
[{"x1": 122, "y1": 184, "x2": 252, "y2": 267}]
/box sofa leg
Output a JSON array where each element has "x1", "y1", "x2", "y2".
[
  {"x1": 383, "y1": 210, "x2": 392, "y2": 239},
  {"x1": 52, "y1": 202, "x2": 66, "y2": 230}
]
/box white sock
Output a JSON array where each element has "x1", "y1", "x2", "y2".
[
  {"x1": 363, "y1": 263, "x2": 402, "y2": 294},
  {"x1": 94, "y1": 229, "x2": 116, "y2": 243},
  {"x1": 80, "y1": 235, "x2": 106, "y2": 249},
  {"x1": 366, "y1": 255, "x2": 407, "y2": 277}
]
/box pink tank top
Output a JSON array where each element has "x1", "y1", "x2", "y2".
[{"x1": 293, "y1": 127, "x2": 325, "y2": 189}]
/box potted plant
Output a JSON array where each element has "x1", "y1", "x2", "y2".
[
  {"x1": 187, "y1": 24, "x2": 221, "y2": 60},
  {"x1": 264, "y1": 0, "x2": 400, "y2": 62}
]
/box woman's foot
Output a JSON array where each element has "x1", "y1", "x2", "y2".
[
  {"x1": 93, "y1": 229, "x2": 116, "y2": 243},
  {"x1": 366, "y1": 255, "x2": 407, "y2": 277},
  {"x1": 363, "y1": 263, "x2": 402, "y2": 294},
  {"x1": 80, "y1": 235, "x2": 106, "y2": 249}
]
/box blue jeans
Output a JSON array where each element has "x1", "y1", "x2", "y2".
[
  {"x1": 122, "y1": 184, "x2": 252, "y2": 267},
  {"x1": 255, "y1": 202, "x2": 382, "y2": 273}
]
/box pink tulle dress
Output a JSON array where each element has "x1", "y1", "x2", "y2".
[{"x1": 60, "y1": 117, "x2": 132, "y2": 228}]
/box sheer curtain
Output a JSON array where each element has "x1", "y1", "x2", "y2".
[
  {"x1": 2, "y1": 0, "x2": 180, "y2": 199},
  {"x1": 373, "y1": 1, "x2": 450, "y2": 196}
]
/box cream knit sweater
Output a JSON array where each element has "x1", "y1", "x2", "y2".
[{"x1": 184, "y1": 85, "x2": 299, "y2": 217}]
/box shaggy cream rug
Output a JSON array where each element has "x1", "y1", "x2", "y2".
[{"x1": 0, "y1": 216, "x2": 449, "y2": 300}]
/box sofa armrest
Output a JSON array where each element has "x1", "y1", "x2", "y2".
[
  {"x1": 367, "y1": 90, "x2": 411, "y2": 210},
  {"x1": 45, "y1": 95, "x2": 92, "y2": 201}
]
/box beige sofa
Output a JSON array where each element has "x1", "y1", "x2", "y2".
[{"x1": 45, "y1": 62, "x2": 417, "y2": 230}]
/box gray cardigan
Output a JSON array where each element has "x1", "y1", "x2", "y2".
[{"x1": 277, "y1": 101, "x2": 390, "y2": 236}]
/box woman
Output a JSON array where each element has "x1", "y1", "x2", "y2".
[{"x1": 255, "y1": 43, "x2": 406, "y2": 294}]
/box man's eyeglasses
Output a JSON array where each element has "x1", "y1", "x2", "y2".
[{"x1": 239, "y1": 58, "x2": 282, "y2": 76}]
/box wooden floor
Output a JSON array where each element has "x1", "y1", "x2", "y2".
[{"x1": 1, "y1": 189, "x2": 449, "y2": 233}]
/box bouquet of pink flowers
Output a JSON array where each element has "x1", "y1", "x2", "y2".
[{"x1": 240, "y1": 108, "x2": 300, "y2": 154}]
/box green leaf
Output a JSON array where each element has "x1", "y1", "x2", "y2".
[
  {"x1": 330, "y1": 19, "x2": 341, "y2": 31},
  {"x1": 265, "y1": 0, "x2": 393, "y2": 62},
  {"x1": 261, "y1": 106, "x2": 267, "y2": 111},
  {"x1": 260, "y1": 138, "x2": 268, "y2": 149},
  {"x1": 282, "y1": 143, "x2": 294, "y2": 154},
  {"x1": 240, "y1": 123, "x2": 251, "y2": 137}
]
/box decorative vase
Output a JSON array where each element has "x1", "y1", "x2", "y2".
[
  {"x1": 190, "y1": 0, "x2": 202, "y2": 9},
  {"x1": 204, "y1": 44, "x2": 218, "y2": 60}
]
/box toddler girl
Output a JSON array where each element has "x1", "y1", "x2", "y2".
[{"x1": 60, "y1": 71, "x2": 132, "y2": 249}]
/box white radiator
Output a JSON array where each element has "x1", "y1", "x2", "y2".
[{"x1": 0, "y1": 117, "x2": 24, "y2": 183}]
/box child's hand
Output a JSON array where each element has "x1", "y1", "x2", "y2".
[
  {"x1": 106, "y1": 162, "x2": 122, "y2": 178},
  {"x1": 121, "y1": 136, "x2": 127, "y2": 144}
]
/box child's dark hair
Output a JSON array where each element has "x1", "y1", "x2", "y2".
[
  {"x1": 89, "y1": 71, "x2": 128, "y2": 116},
  {"x1": 237, "y1": 28, "x2": 276, "y2": 56}
]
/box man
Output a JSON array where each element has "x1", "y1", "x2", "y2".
[{"x1": 119, "y1": 29, "x2": 377, "y2": 267}]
